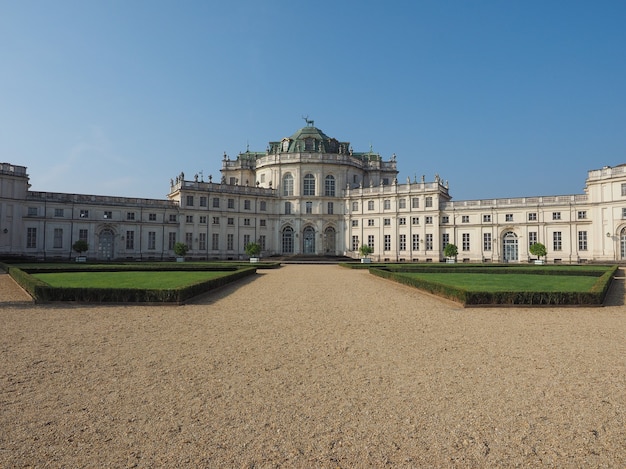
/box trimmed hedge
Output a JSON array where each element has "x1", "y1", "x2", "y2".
[
  {"x1": 2, "y1": 263, "x2": 257, "y2": 304},
  {"x1": 369, "y1": 265, "x2": 618, "y2": 306}
]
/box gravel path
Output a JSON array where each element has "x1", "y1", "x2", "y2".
[{"x1": 1, "y1": 266, "x2": 625, "y2": 467}]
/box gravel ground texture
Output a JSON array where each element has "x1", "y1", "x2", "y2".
[{"x1": 1, "y1": 265, "x2": 625, "y2": 468}]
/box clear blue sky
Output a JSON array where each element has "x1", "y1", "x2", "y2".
[{"x1": 1, "y1": 1, "x2": 625, "y2": 201}]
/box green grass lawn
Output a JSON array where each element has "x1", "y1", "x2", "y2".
[
  {"x1": 32, "y1": 271, "x2": 232, "y2": 289},
  {"x1": 396, "y1": 272, "x2": 599, "y2": 292}
]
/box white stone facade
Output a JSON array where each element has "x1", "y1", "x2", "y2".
[{"x1": 1, "y1": 126, "x2": 626, "y2": 263}]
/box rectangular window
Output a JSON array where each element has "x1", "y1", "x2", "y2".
[
  {"x1": 260, "y1": 219, "x2": 266, "y2": 227},
  {"x1": 553, "y1": 212, "x2": 561, "y2": 220},
  {"x1": 352, "y1": 220, "x2": 358, "y2": 227},
  {"x1": 368, "y1": 200, "x2": 374, "y2": 211},
  {"x1": 368, "y1": 219, "x2": 375, "y2": 227},
  {"x1": 442, "y1": 233, "x2": 449, "y2": 249},
  {"x1": 462, "y1": 215, "x2": 469, "y2": 223},
  {"x1": 244, "y1": 218, "x2": 250, "y2": 226},
  {"x1": 399, "y1": 199, "x2": 406, "y2": 209},
  {"x1": 383, "y1": 218, "x2": 391, "y2": 226},
  {"x1": 260, "y1": 201, "x2": 267, "y2": 211},
  {"x1": 622, "y1": 183, "x2": 626, "y2": 196},
  {"x1": 148, "y1": 213, "x2": 157, "y2": 221},
  {"x1": 303, "y1": 175, "x2": 315, "y2": 196},
  {"x1": 244, "y1": 200, "x2": 251, "y2": 210},
  {"x1": 577, "y1": 211, "x2": 586, "y2": 220},
  {"x1": 367, "y1": 235, "x2": 375, "y2": 249},
  {"x1": 483, "y1": 233, "x2": 492, "y2": 251},
  {"x1": 425, "y1": 216, "x2": 433, "y2": 224},
  {"x1": 27, "y1": 227, "x2": 37, "y2": 248},
  {"x1": 198, "y1": 233, "x2": 207, "y2": 251},
  {"x1": 127, "y1": 212, "x2": 135, "y2": 221},
  {"x1": 227, "y1": 217, "x2": 234, "y2": 225},
  {"x1": 412, "y1": 217, "x2": 419, "y2": 225},
  {"x1": 327, "y1": 202, "x2": 334, "y2": 214},
  {"x1": 399, "y1": 217, "x2": 406, "y2": 225},
  {"x1": 425, "y1": 234, "x2": 433, "y2": 251},
  {"x1": 441, "y1": 216, "x2": 449, "y2": 224},
  {"x1": 622, "y1": 208, "x2": 626, "y2": 219},
  {"x1": 227, "y1": 234, "x2": 234, "y2": 250},
  {"x1": 199, "y1": 216, "x2": 207, "y2": 224},
  {"x1": 186, "y1": 215, "x2": 193, "y2": 223},
  {"x1": 168, "y1": 232, "x2": 176, "y2": 250},
  {"x1": 411, "y1": 198, "x2": 419, "y2": 209},
  {"x1": 258, "y1": 235, "x2": 266, "y2": 250},
  {"x1": 126, "y1": 230, "x2": 135, "y2": 250},
  {"x1": 425, "y1": 197, "x2": 433, "y2": 208},
  {"x1": 384, "y1": 200, "x2": 391, "y2": 210},
  {"x1": 27, "y1": 207, "x2": 38, "y2": 216},
  {"x1": 483, "y1": 214, "x2": 491, "y2": 223},
  {"x1": 169, "y1": 214, "x2": 177, "y2": 223},
  {"x1": 529, "y1": 231, "x2": 537, "y2": 247},
  {"x1": 212, "y1": 233, "x2": 219, "y2": 250},
  {"x1": 528, "y1": 213, "x2": 537, "y2": 221},
  {"x1": 200, "y1": 197, "x2": 207, "y2": 207},
  {"x1": 148, "y1": 231, "x2": 156, "y2": 250},
  {"x1": 212, "y1": 197, "x2": 220, "y2": 208},
  {"x1": 79, "y1": 209, "x2": 88, "y2": 218},
  {"x1": 212, "y1": 217, "x2": 220, "y2": 224},
  {"x1": 229, "y1": 177, "x2": 237, "y2": 185},
  {"x1": 578, "y1": 231, "x2": 587, "y2": 251},
  {"x1": 185, "y1": 232, "x2": 193, "y2": 248},
  {"x1": 462, "y1": 233, "x2": 470, "y2": 251},
  {"x1": 53, "y1": 228, "x2": 63, "y2": 249},
  {"x1": 505, "y1": 214, "x2": 513, "y2": 222},
  {"x1": 228, "y1": 198, "x2": 235, "y2": 209},
  {"x1": 399, "y1": 234, "x2": 406, "y2": 251},
  {"x1": 285, "y1": 202, "x2": 291, "y2": 214},
  {"x1": 553, "y1": 231, "x2": 562, "y2": 251},
  {"x1": 243, "y1": 234, "x2": 250, "y2": 248},
  {"x1": 352, "y1": 235, "x2": 359, "y2": 251},
  {"x1": 325, "y1": 177, "x2": 335, "y2": 196},
  {"x1": 384, "y1": 234, "x2": 391, "y2": 251},
  {"x1": 352, "y1": 201, "x2": 358, "y2": 211},
  {"x1": 103, "y1": 210, "x2": 112, "y2": 219},
  {"x1": 412, "y1": 234, "x2": 420, "y2": 251},
  {"x1": 306, "y1": 201, "x2": 312, "y2": 214},
  {"x1": 186, "y1": 196, "x2": 194, "y2": 207},
  {"x1": 54, "y1": 208, "x2": 64, "y2": 217}
]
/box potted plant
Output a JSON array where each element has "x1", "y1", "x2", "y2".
[
  {"x1": 174, "y1": 242, "x2": 188, "y2": 262},
  {"x1": 443, "y1": 243, "x2": 458, "y2": 263},
  {"x1": 529, "y1": 242, "x2": 547, "y2": 264},
  {"x1": 359, "y1": 244, "x2": 374, "y2": 263},
  {"x1": 72, "y1": 239, "x2": 88, "y2": 262},
  {"x1": 244, "y1": 242, "x2": 262, "y2": 263}
]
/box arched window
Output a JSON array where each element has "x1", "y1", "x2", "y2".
[
  {"x1": 282, "y1": 226, "x2": 294, "y2": 254},
  {"x1": 98, "y1": 229, "x2": 115, "y2": 260},
  {"x1": 502, "y1": 231, "x2": 518, "y2": 262},
  {"x1": 283, "y1": 173, "x2": 294, "y2": 196},
  {"x1": 325, "y1": 175, "x2": 335, "y2": 197},
  {"x1": 303, "y1": 226, "x2": 315, "y2": 254},
  {"x1": 303, "y1": 174, "x2": 315, "y2": 196}
]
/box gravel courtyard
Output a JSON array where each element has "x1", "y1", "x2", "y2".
[{"x1": 1, "y1": 265, "x2": 625, "y2": 467}]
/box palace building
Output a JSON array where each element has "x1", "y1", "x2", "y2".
[{"x1": 1, "y1": 122, "x2": 625, "y2": 263}]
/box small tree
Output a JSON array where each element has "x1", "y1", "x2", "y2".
[
  {"x1": 72, "y1": 239, "x2": 88, "y2": 256},
  {"x1": 174, "y1": 242, "x2": 188, "y2": 257},
  {"x1": 529, "y1": 242, "x2": 547, "y2": 261},
  {"x1": 244, "y1": 242, "x2": 261, "y2": 258},
  {"x1": 443, "y1": 243, "x2": 458, "y2": 259},
  {"x1": 359, "y1": 244, "x2": 374, "y2": 258}
]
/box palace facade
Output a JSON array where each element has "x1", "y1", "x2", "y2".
[{"x1": 1, "y1": 123, "x2": 626, "y2": 263}]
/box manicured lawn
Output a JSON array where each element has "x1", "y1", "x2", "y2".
[
  {"x1": 396, "y1": 272, "x2": 598, "y2": 292},
  {"x1": 32, "y1": 271, "x2": 232, "y2": 289}
]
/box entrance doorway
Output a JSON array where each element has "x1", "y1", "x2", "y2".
[
  {"x1": 282, "y1": 226, "x2": 294, "y2": 254},
  {"x1": 502, "y1": 231, "x2": 518, "y2": 262},
  {"x1": 323, "y1": 226, "x2": 336, "y2": 255},
  {"x1": 303, "y1": 226, "x2": 315, "y2": 254},
  {"x1": 98, "y1": 229, "x2": 114, "y2": 260}
]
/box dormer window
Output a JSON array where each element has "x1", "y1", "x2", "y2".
[
  {"x1": 281, "y1": 139, "x2": 290, "y2": 152},
  {"x1": 305, "y1": 138, "x2": 314, "y2": 151}
]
